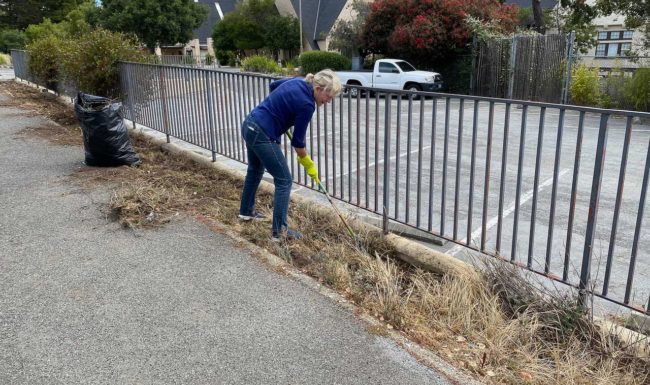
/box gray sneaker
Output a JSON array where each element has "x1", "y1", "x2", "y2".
[
  {"x1": 238, "y1": 211, "x2": 267, "y2": 221},
  {"x1": 271, "y1": 228, "x2": 303, "y2": 242}
]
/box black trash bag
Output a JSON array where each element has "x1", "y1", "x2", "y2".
[{"x1": 74, "y1": 92, "x2": 141, "y2": 167}]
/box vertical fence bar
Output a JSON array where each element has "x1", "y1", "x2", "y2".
[
  {"x1": 355, "y1": 91, "x2": 360, "y2": 205},
  {"x1": 454, "y1": 99, "x2": 464, "y2": 240},
  {"x1": 340, "y1": 94, "x2": 345, "y2": 200},
  {"x1": 395, "y1": 95, "x2": 402, "y2": 217},
  {"x1": 441, "y1": 97, "x2": 451, "y2": 236},
  {"x1": 624, "y1": 137, "x2": 650, "y2": 305},
  {"x1": 416, "y1": 97, "x2": 425, "y2": 228},
  {"x1": 382, "y1": 93, "x2": 392, "y2": 234},
  {"x1": 158, "y1": 66, "x2": 171, "y2": 143},
  {"x1": 481, "y1": 102, "x2": 495, "y2": 252},
  {"x1": 602, "y1": 116, "x2": 633, "y2": 295},
  {"x1": 579, "y1": 113, "x2": 609, "y2": 307},
  {"x1": 428, "y1": 98, "x2": 438, "y2": 232},
  {"x1": 564, "y1": 111, "x2": 585, "y2": 281},
  {"x1": 331, "y1": 99, "x2": 337, "y2": 196},
  {"x1": 374, "y1": 92, "x2": 380, "y2": 212},
  {"x1": 545, "y1": 108, "x2": 566, "y2": 274},
  {"x1": 496, "y1": 103, "x2": 511, "y2": 254},
  {"x1": 468, "y1": 100, "x2": 479, "y2": 246},
  {"x1": 348, "y1": 92, "x2": 352, "y2": 202},
  {"x1": 316, "y1": 107, "x2": 322, "y2": 190},
  {"x1": 511, "y1": 104, "x2": 528, "y2": 261},
  {"x1": 405, "y1": 95, "x2": 413, "y2": 223},
  {"x1": 205, "y1": 72, "x2": 217, "y2": 161},
  {"x1": 365, "y1": 92, "x2": 369, "y2": 207},
  {"x1": 324, "y1": 103, "x2": 330, "y2": 192},
  {"x1": 528, "y1": 107, "x2": 546, "y2": 267}
]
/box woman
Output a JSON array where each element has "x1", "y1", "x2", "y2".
[{"x1": 238, "y1": 69, "x2": 342, "y2": 242}]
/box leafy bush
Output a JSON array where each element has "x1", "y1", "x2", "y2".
[
  {"x1": 204, "y1": 53, "x2": 215, "y2": 65},
  {"x1": 0, "y1": 53, "x2": 9, "y2": 65},
  {"x1": 569, "y1": 65, "x2": 600, "y2": 106},
  {"x1": 0, "y1": 29, "x2": 28, "y2": 53},
  {"x1": 599, "y1": 72, "x2": 629, "y2": 109},
  {"x1": 26, "y1": 34, "x2": 66, "y2": 90},
  {"x1": 241, "y1": 55, "x2": 281, "y2": 74},
  {"x1": 60, "y1": 28, "x2": 146, "y2": 98},
  {"x1": 216, "y1": 50, "x2": 236, "y2": 66},
  {"x1": 624, "y1": 68, "x2": 650, "y2": 112},
  {"x1": 299, "y1": 51, "x2": 351, "y2": 74}
]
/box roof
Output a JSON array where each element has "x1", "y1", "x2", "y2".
[
  {"x1": 194, "y1": 0, "x2": 239, "y2": 43},
  {"x1": 290, "y1": 0, "x2": 348, "y2": 49},
  {"x1": 505, "y1": 0, "x2": 557, "y2": 9}
]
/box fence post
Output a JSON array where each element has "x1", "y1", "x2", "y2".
[
  {"x1": 578, "y1": 113, "x2": 609, "y2": 308},
  {"x1": 507, "y1": 35, "x2": 517, "y2": 100},
  {"x1": 562, "y1": 31, "x2": 576, "y2": 104}
]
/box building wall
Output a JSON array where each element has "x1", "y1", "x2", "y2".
[{"x1": 582, "y1": 13, "x2": 648, "y2": 75}]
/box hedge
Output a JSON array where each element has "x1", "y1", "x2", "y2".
[{"x1": 299, "y1": 51, "x2": 350, "y2": 74}]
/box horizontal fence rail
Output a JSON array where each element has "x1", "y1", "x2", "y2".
[{"x1": 10, "y1": 50, "x2": 650, "y2": 315}]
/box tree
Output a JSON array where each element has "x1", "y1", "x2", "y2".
[
  {"x1": 361, "y1": 0, "x2": 519, "y2": 66},
  {"x1": 98, "y1": 0, "x2": 208, "y2": 50},
  {"x1": 532, "y1": 0, "x2": 545, "y2": 34},
  {"x1": 0, "y1": 29, "x2": 27, "y2": 52},
  {"x1": 553, "y1": 0, "x2": 599, "y2": 53},
  {"x1": 0, "y1": 0, "x2": 88, "y2": 31},
  {"x1": 211, "y1": 0, "x2": 292, "y2": 57},
  {"x1": 265, "y1": 15, "x2": 300, "y2": 59},
  {"x1": 329, "y1": 0, "x2": 371, "y2": 58}
]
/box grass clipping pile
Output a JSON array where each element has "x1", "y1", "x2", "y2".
[{"x1": 4, "y1": 80, "x2": 648, "y2": 385}]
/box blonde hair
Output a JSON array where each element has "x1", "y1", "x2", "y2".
[{"x1": 305, "y1": 69, "x2": 342, "y2": 97}]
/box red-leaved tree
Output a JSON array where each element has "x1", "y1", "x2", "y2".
[{"x1": 362, "y1": 0, "x2": 518, "y2": 66}]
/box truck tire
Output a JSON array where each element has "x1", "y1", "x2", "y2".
[
  {"x1": 404, "y1": 83, "x2": 422, "y2": 92},
  {"x1": 345, "y1": 81, "x2": 362, "y2": 97}
]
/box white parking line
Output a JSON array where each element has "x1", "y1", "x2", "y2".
[
  {"x1": 447, "y1": 168, "x2": 571, "y2": 256},
  {"x1": 322, "y1": 145, "x2": 433, "y2": 183}
]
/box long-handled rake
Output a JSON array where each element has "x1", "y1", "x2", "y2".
[{"x1": 285, "y1": 131, "x2": 355, "y2": 237}]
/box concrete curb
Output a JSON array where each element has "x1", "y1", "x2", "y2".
[{"x1": 131, "y1": 129, "x2": 473, "y2": 278}]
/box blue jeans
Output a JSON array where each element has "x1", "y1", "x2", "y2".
[{"x1": 239, "y1": 116, "x2": 293, "y2": 236}]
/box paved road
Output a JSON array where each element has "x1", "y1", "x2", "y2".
[{"x1": 0, "y1": 85, "x2": 457, "y2": 384}]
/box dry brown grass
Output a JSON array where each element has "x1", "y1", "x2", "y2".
[{"x1": 3, "y1": 79, "x2": 648, "y2": 385}]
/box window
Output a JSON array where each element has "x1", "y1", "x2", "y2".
[
  {"x1": 598, "y1": 32, "x2": 608, "y2": 40},
  {"x1": 611, "y1": 31, "x2": 622, "y2": 39},
  {"x1": 608, "y1": 44, "x2": 619, "y2": 56},
  {"x1": 621, "y1": 42, "x2": 632, "y2": 55},
  {"x1": 596, "y1": 44, "x2": 606, "y2": 57},
  {"x1": 378, "y1": 62, "x2": 399, "y2": 73},
  {"x1": 395, "y1": 61, "x2": 416, "y2": 72},
  {"x1": 623, "y1": 30, "x2": 633, "y2": 39}
]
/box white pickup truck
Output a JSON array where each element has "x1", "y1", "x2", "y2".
[{"x1": 336, "y1": 59, "x2": 443, "y2": 96}]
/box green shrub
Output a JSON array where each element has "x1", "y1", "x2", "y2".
[
  {"x1": 624, "y1": 68, "x2": 650, "y2": 112},
  {"x1": 60, "y1": 28, "x2": 146, "y2": 98},
  {"x1": 0, "y1": 53, "x2": 9, "y2": 65},
  {"x1": 0, "y1": 29, "x2": 27, "y2": 53},
  {"x1": 204, "y1": 53, "x2": 215, "y2": 65},
  {"x1": 241, "y1": 55, "x2": 281, "y2": 74},
  {"x1": 216, "y1": 50, "x2": 236, "y2": 66},
  {"x1": 299, "y1": 51, "x2": 351, "y2": 74},
  {"x1": 569, "y1": 65, "x2": 600, "y2": 106},
  {"x1": 26, "y1": 34, "x2": 66, "y2": 90},
  {"x1": 599, "y1": 72, "x2": 629, "y2": 109}
]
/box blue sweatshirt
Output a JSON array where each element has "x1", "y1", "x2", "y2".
[{"x1": 249, "y1": 77, "x2": 315, "y2": 148}]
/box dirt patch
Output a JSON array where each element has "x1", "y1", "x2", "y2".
[{"x1": 3, "y1": 79, "x2": 648, "y2": 385}]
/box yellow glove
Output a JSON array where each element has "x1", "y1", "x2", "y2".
[{"x1": 297, "y1": 154, "x2": 320, "y2": 185}]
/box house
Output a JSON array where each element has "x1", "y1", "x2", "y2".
[{"x1": 581, "y1": 12, "x2": 648, "y2": 76}]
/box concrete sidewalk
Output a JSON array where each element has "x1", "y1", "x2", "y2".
[{"x1": 0, "y1": 86, "x2": 457, "y2": 384}]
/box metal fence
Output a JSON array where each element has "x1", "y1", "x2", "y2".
[
  {"x1": 10, "y1": 49, "x2": 650, "y2": 315},
  {"x1": 149, "y1": 55, "x2": 222, "y2": 70}
]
